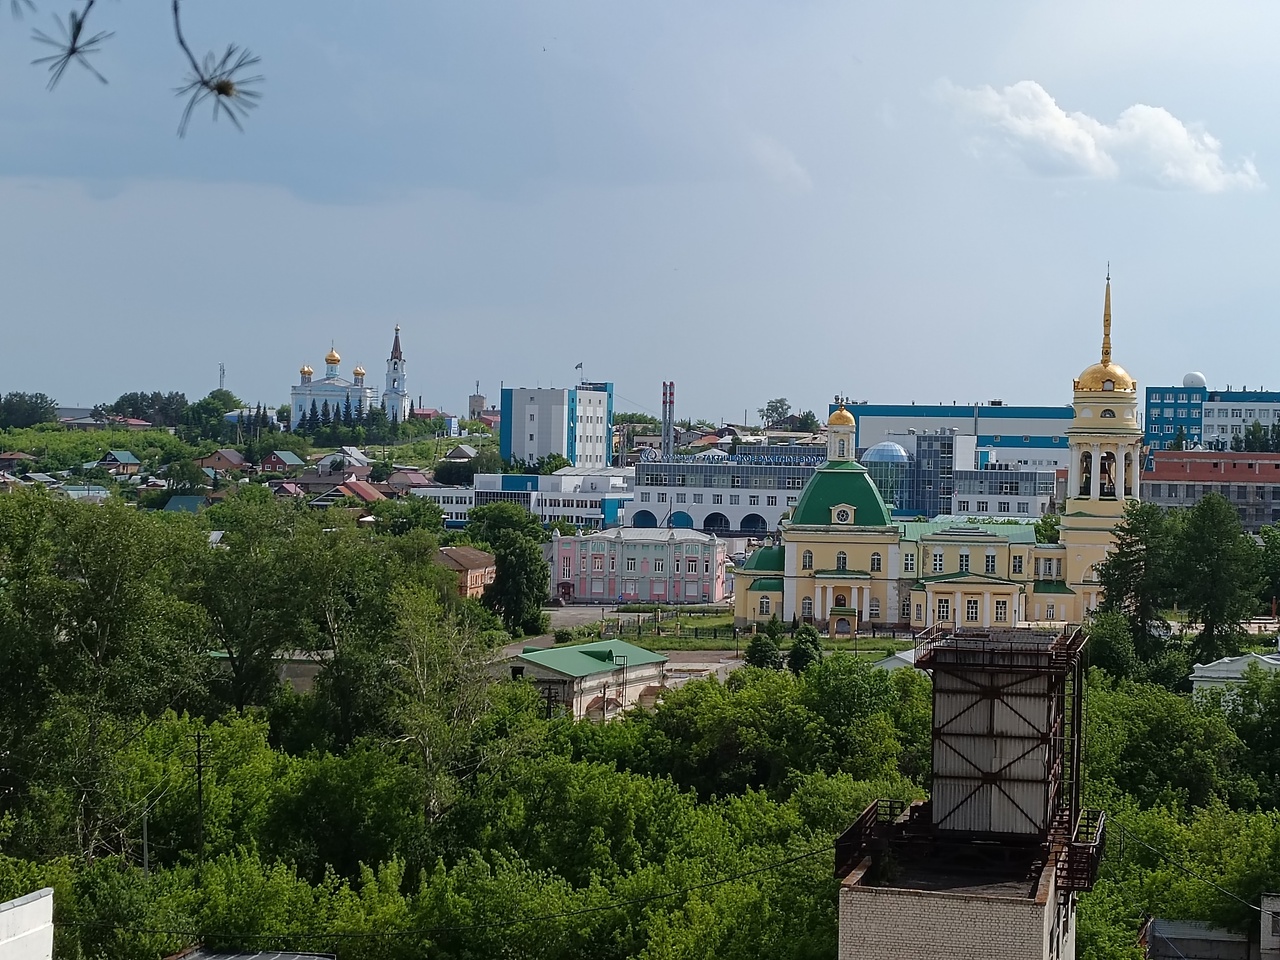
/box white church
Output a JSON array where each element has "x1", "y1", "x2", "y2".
[{"x1": 290, "y1": 326, "x2": 412, "y2": 427}]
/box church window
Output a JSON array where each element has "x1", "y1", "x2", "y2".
[
  {"x1": 995, "y1": 599, "x2": 1008, "y2": 622},
  {"x1": 914, "y1": 603, "x2": 922, "y2": 621},
  {"x1": 801, "y1": 597, "x2": 813, "y2": 618},
  {"x1": 901, "y1": 598, "x2": 911, "y2": 620},
  {"x1": 1103, "y1": 380, "x2": 1114, "y2": 391},
  {"x1": 836, "y1": 551, "x2": 847, "y2": 570},
  {"x1": 966, "y1": 599, "x2": 979, "y2": 622},
  {"x1": 958, "y1": 551, "x2": 970, "y2": 572},
  {"x1": 1046, "y1": 603, "x2": 1056, "y2": 619},
  {"x1": 1101, "y1": 409, "x2": 1116, "y2": 418},
  {"x1": 802, "y1": 550, "x2": 813, "y2": 570},
  {"x1": 932, "y1": 551, "x2": 944, "y2": 573},
  {"x1": 903, "y1": 552, "x2": 915, "y2": 573},
  {"x1": 985, "y1": 553, "x2": 997, "y2": 574},
  {"x1": 835, "y1": 593, "x2": 847, "y2": 608},
  {"x1": 869, "y1": 597, "x2": 881, "y2": 619},
  {"x1": 759, "y1": 597, "x2": 771, "y2": 615},
  {"x1": 838, "y1": 439, "x2": 847, "y2": 458},
  {"x1": 870, "y1": 552, "x2": 882, "y2": 572}
]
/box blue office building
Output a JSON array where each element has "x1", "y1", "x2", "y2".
[
  {"x1": 1144, "y1": 373, "x2": 1207, "y2": 450},
  {"x1": 500, "y1": 382, "x2": 614, "y2": 467}
]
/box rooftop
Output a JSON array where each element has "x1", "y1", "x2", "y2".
[{"x1": 516, "y1": 639, "x2": 666, "y2": 678}]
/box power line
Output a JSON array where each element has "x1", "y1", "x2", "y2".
[{"x1": 58, "y1": 845, "x2": 829, "y2": 942}]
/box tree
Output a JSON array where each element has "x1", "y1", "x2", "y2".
[
  {"x1": 1231, "y1": 433, "x2": 1245, "y2": 452},
  {"x1": 369, "y1": 460, "x2": 394, "y2": 483},
  {"x1": 787, "y1": 624, "x2": 823, "y2": 675},
  {"x1": 320, "y1": 400, "x2": 332, "y2": 427},
  {"x1": 1178, "y1": 493, "x2": 1260, "y2": 662},
  {"x1": 1098, "y1": 501, "x2": 1175, "y2": 659},
  {"x1": 0, "y1": 391, "x2": 57, "y2": 428},
  {"x1": 370, "y1": 497, "x2": 444, "y2": 537},
  {"x1": 1086, "y1": 611, "x2": 1139, "y2": 679},
  {"x1": 307, "y1": 400, "x2": 320, "y2": 433},
  {"x1": 1034, "y1": 513, "x2": 1060, "y2": 544},
  {"x1": 483, "y1": 533, "x2": 549, "y2": 636},
  {"x1": 613, "y1": 412, "x2": 660, "y2": 429},
  {"x1": 757, "y1": 398, "x2": 791, "y2": 427},
  {"x1": 744, "y1": 629, "x2": 782, "y2": 670},
  {"x1": 1245, "y1": 420, "x2": 1270, "y2": 452},
  {"x1": 1170, "y1": 426, "x2": 1187, "y2": 450},
  {"x1": 795, "y1": 410, "x2": 821, "y2": 432},
  {"x1": 468, "y1": 501, "x2": 547, "y2": 548}
]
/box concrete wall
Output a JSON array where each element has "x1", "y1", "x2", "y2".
[{"x1": 0, "y1": 889, "x2": 53, "y2": 960}]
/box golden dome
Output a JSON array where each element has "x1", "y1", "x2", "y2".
[
  {"x1": 828, "y1": 403, "x2": 855, "y2": 426},
  {"x1": 1074, "y1": 273, "x2": 1136, "y2": 392},
  {"x1": 299, "y1": 364, "x2": 314, "y2": 376},
  {"x1": 325, "y1": 347, "x2": 342, "y2": 365},
  {"x1": 352, "y1": 365, "x2": 366, "y2": 377},
  {"x1": 1075, "y1": 361, "x2": 1136, "y2": 393}
]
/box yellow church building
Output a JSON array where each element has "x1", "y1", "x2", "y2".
[{"x1": 734, "y1": 276, "x2": 1142, "y2": 632}]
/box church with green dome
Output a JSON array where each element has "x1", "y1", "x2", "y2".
[{"x1": 733, "y1": 277, "x2": 1136, "y2": 633}]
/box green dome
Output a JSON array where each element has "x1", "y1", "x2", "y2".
[{"x1": 790, "y1": 460, "x2": 893, "y2": 526}]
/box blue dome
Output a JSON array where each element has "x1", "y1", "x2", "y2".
[{"x1": 861, "y1": 441, "x2": 912, "y2": 463}]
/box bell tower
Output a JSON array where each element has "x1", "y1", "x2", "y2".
[
  {"x1": 1060, "y1": 272, "x2": 1144, "y2": 616},
  {"x1": 383, "y1": 325, "x2": 411, "y2": 421},
  {"x1": 827, "y1": 397, "x2": 857, "y2": 462}
]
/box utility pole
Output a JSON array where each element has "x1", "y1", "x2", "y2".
[
  {"x1": 218, "y1": 362, "x2": 225, "y2": 392},
  {"x1": 193, "y1": 731, "x2": 205, "y2": 867}
]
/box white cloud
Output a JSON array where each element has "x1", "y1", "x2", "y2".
[
  {"x1": 938, "y1": 79, "x2": 1261, "y2": 192},
  {"x1": 749, "y1": 134, "x2": 813, "y2": 192}
]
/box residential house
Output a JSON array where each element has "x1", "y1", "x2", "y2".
[
  {"x1": 506, "y1": 640, "x2": 668, "y2": 721},
  {"x1": 164, "y1": 495, "x2": 209, "y2": 514},
  {"x1": 387, "y1": 468, "x2": 431, "y2": 492},
  {"x1": 0, "y1": 452, "x2": 35, "y2": 473},
  {"x1": 1190, "y1": 652, "x2": 1280, "y2": 693},
  {"x1": 260, "y1": 450, "x2": 305, "y2": 473},
  {"x1": 198, "y1": 449, "x2": 248, "y2": 473},
  {"x1": 60, "y1": 415, "x2": 153, "y2": 431},
  {"x1": 98, "y1": 450, "x2": 141, "y2": 476},
  {"x1": 316, "y1": 446, "x2": 372, "y2": 476},
  {"x1": 444, "y1": 444, "x2": 478, "y2": 461},
  {"x1": 60, "y1": 485, "x2": 110, "y2": 502},
  {"x1": 309, "y1": 479, "x2": 385, "y2": 509},
  {"x1": 436, "y1": 546, "x2": 497, "y2": 599}
]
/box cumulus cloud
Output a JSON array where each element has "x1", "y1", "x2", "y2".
[
  {"x1": 749, "y1": 134, "x2": 813, "y2": 192},
  {"x1": 938, "y1": 79, "x2": 1261, "y2": 192}
]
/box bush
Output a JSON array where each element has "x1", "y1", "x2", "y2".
[{"x1": 554, "y1": 629, "x2": 574, "y2": 644}]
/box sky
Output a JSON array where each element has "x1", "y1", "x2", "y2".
[{"x1": 2, "y1": 1, "x2": 1278, "y2": 423}]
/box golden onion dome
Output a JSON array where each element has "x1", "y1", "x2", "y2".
[
  {"x1": 1075, "y1": 361, "x2": 1136, "y2": 393},
  {"x1": 352, "y1": 365, "x2": 366, "y2": 377},
  {"x1": 325, "y1": 347, "x2": 342, "y2": 365},
  {"x1": 300, "y1": 364, "x2": 314, "y2": 376},
  {"x1": 828, "y1": 403, "x2": 855, "y2": 426}
]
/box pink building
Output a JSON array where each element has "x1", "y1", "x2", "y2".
[{"x1": 548, "y1": 527, "x2": 729, "y2": 604}]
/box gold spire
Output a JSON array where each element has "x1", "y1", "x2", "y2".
[{"x1": 1101, "y1": 266, "x2": 1112, "y2": 365}]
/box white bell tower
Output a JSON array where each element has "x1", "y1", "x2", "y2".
[{"x1": 382, "y1": 325, "x2": 411, "y2": 421}]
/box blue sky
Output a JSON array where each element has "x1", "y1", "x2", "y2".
[{"x1": 2, "y1": 1, "x2": 1277, "y2": 422}]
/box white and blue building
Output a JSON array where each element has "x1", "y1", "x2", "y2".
[
  {"x1": 500, "y1": 382, "x2": 614, "y2": 468},
  {"x1": 832, "y1": 401, "x2": 1076, "y2": 470},
  {"x1": 1144, "y1": 373, "x2": 1208, "y2": 449}
]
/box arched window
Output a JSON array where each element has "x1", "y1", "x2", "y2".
[
  {"x1": 1079, "y1": 450, "x2": 1093, "y2": 496},
  {"x1": 870, "y1": 552, "x2": 882, "y2": 572},
  {"x1": 801, "y1": 597, "x2": 814, "y2": 618},
  {"x1": 1101, "y1": 408, "x2": 1116, "y2": 418},
  {"x1": 836, "y1": 551, "x2": 848, "y2": 570},
  {"x1": 838, "y1": 439, "x2": 847, "y2": 458},
  {"x1": 834, "y1": 593, "x2": 848, "y2": 608},
  {"x1": 758, "y1": 596, "x2": 771, "y2": 615},
  {"x1": 869, "y1": 597, "x2": 881, "y2": 619},
  {"x1": 801, "y1": 550, "x2": 813, "y2": 570}
]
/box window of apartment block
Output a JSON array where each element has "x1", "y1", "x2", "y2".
[
  {"x1": 609, "y1": 556, "x2": 616, "y2": 571},
  {"x1": 1017, "y1": 501, "x2": 1029, "y2": 513},
  {"x1": 977, "y1": 500, "x2": 989, "y2": 512},
  {"x1": 749, "y1": 495, "x2": 759, "y2": 506},
  {"x1": 729, "y1": 495, "x2": 739, "y2": 505},
  {"x1": 626, "y1": 557, "x2": 636, "y2": 572},
  {"x1": 592, "y1": 556, "x2": 604, "y2": 572},
  {"x1": 767, "y1": 496, "x2": 777, "y2": 506},
  {"x1": 693, "y1": 493, "x2": 703, "y2": 503},
  {"x1": 686, "y1": 557, "x2": 697, "y2": 573},
  {"x1": 676, "y1": 492, "x2": 686, "y2": 502},
  {"x1": 998, "y1": 501, "x2": 1011, "y2": 513},
  {"x1": 957, "y1": 500, "x2": 970, "y2": 512},
  {"x1": 654, "y1": 558, "x2": 664, "y2": 572},
  {"x1": 561, "y1": 557, "x2": 572, "y2": 580}
]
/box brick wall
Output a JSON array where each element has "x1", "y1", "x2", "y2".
[{"x1": 838, "y1": 872, "x2": 1059, "y2": 960}]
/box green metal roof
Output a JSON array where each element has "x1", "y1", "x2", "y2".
[
  {"x1": 272, "y1": 450, "x2": 305, "y2": 466},
  {"x1": 790, "y1": 461, "x2": 893, "y2": 527},
  {"x1": 740, "y1": 545, "x2": 784, "y2": 572},
  {"x1": 813, "y1": 569, "x2": 871, "y2": 578},
  {"x1": 105, "y1": 450, "x2": 141, "y2": 464},
  {"x1": 897, "y1": 521, "x2": 1037, "y2": 543},
  {"x1": 516, "y1": 639, "x2": 667, "y2": 678},
  {"x1": 748, "y1": 577, "x2": 784, "y2": 592},
  {"x1": 1032, "y1": 581, "x2": 1076, "y2": 595}
]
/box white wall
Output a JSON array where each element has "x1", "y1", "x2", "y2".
[{"x1": 0, "y1": 889, "x2": 53, "y2": 960}]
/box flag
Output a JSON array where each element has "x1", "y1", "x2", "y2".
[{"x1": 575, "y1": 362, "x2": 583, "y2": 371}]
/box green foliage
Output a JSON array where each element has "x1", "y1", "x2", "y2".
[
  {"x1": 757, "y1": 398, "x2": 791, "y2": 427},
  {"x1": 744, "y1": 632, "x2": 782, "y2": 670},
  {"x1": 787, "y1": 624, "x2": 823, "y2": 675},
  {"x1": 1034, "y1": 512, "x2": 1060, "y2": 544},
  {"x1": 0, "y1": 391, "x2": 58, "y2": 428},
  {"x1": 484, "y1": 533, "x2": 550, "y2": 636}
]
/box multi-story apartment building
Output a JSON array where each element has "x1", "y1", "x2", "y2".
[
  {"x1": 629, "y1": 453, "x2": 823, "y2": 536},
  {"x1": 1145, "y1": 373, "x2": 1280, "y2": 451},
  {"x1": 950, "y1": 462, "x2": 1059, "y2": 518},
  {"x1": 1143, "y1": 373, "x2": 1208, "y2": 449},
  {"x1": 499, "y1": 382, "x2": 614, "y2": 467},
  {"x1": 1141, "y1": 450, "x2": 1280, "y2": 531},
  {"x1": 410, "y1": 485, "x2": 475, "y2": 526}
]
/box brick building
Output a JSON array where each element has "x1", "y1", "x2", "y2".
[
  {"x1": 435, "y1": 546, "x2": 497, "y2": 599},
  {"x1": 1141, "y1": 449, "x2": 1280, "y2": 531}
]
